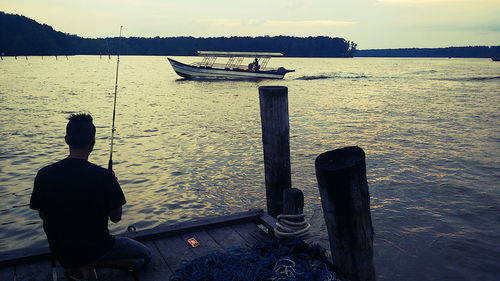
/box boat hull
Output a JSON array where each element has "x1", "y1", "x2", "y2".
[{"x1": 168, "y1": 58, "x2": 290, "y2": 79}]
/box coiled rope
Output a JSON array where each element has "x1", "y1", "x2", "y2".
[{"x1": 274, "y1": 214, "x2": 310, "y2": 239}]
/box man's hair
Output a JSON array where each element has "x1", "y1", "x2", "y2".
[{"x1": 65, "y1": 113, "x2": 96, "y2": 149}]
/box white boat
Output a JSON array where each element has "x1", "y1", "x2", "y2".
[{"x1": 168, "y1": 51, "x2": 294, "y2": 79}]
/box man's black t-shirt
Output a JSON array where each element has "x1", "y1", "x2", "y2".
[{"x1": 30, "y1": 158, "x2": 126, "y2": 268}]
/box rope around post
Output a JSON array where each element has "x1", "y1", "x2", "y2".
[{"x1": 274, "y1": 214, "x2": 310, "y2": 239}]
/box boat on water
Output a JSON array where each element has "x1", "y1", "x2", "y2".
[{"x1": 168, "y1": 51, "x2": 294, "y2": 79}]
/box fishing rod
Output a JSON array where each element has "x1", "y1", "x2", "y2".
[{"x1": 108, "y1": 26, "x2": 123, "y2": 171}]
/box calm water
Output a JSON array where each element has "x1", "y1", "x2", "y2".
[{"x1": 0, "y1": 56, "x2": 499, "y2": 280}]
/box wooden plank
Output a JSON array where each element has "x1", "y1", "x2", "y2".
[
  {"x1": 0, "y1": 246, "x2": 52, "y2": 268},
  {"x1": 0, "y1": 210, "x2": 268, "y2": 270},
  {"x1": 180, "y1": 231, "x2": 224, "y2": 258},
  {"x1": 154, "y1": 235, "x2": 196, "y2": 273},
  {"x1": 96, "y1": 268, "x2": 135, "y2": 281},
  {"x1": 230, "y1": 223, "x2": 260, "y2": 245},
  {"x1": 232, "y1": 222, "x2": 271, "y2": 246},
  {"x1": 0, "y1": 266, "x2": 14, "y2": 281},
  {"x1": 54, "y1": 261, "x2": 88, "y2": 281},
  {"x1": 258, "y1": 211, "x2": 277, "y2": 234},
  {"x1": 57, "y1": 261, "x2": 134, "y2": 281},
  {"x1": 15, "y1": 260, "x2": 52, "y2": 281},
  {"x1": 124, "y1": 209, "x2": 263, "y2": 242},
  {"x1": 135, "y1": 241, "x2": 171, "y2": 281},
  {"x1": 207, "y1": 226, "x2": 250, "y2": 249},
  {"x1": 54, "y1": 262, "x2": 69, "y2": 281}
]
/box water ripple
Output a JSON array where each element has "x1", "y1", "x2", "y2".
[{"x1": 0, "y1": 56, "x2": 499, "y2": 281}]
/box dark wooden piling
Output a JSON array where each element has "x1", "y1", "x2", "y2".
[
  {"x1": 283, "y1": 188, "x2": 304, "y2": 220},
  {"x1": 275, "y1": 188, "x2": 310, "y2": 239},
  {"x1": 315, "y1": 146, "x2": 375, "y2": 281},
  {"x1": 259, "y1": 86, "x2": 292, "y2": 218}
]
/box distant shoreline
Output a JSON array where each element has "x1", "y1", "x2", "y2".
[
  {"x1": 0, "y1": 12, "x2": 356, "y2": 58},
  {"x1": 1, "y1": 11, "x2": 498, "y2": 59},
  {"x1": 355, "y1": 46, "x2": 500, "y2": 58},
  {"x1": 1, "y1": 54, "x2": 498, "y2": 59}
]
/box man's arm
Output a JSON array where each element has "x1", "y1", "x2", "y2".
[
  {"x1": 109, "y1": 206, "x2": 122, "y2": 223},
  {"x1": 105, "y1": 170, "x2": 125, "y2": 223}
]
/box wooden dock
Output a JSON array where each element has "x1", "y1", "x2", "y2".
[{"x1": 0, "y1": 209, "x2": 277, "y2": 281}]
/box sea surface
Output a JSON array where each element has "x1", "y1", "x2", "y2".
[{"x1": 0, "y1": 56, "x2": 499, "y2": 280}]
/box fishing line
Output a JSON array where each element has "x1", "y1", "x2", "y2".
[{"x1": 108, "y1": 26, "x2": 123, "y2": 171}]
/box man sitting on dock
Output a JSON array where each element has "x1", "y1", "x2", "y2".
[{"x1": 30, "y1": 113, "x2": 151, "y2": 279}]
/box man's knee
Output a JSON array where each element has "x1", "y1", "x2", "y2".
[
  {"x1": 122, "y1": 237, "x2": 151, "y2": 265},
  {"x1": 132, "y1": 242, "x2": 151, "y2": 270},
  {"x1": 139, "y1": 243, "x2": 152, "y2": 264}
]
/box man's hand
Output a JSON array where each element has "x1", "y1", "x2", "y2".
[{"x1": 109, "y1": 206, "x2": 122, "y2": 223}]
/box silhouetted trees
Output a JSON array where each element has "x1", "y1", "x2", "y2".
[
  {"x1": 355, "y1": 46, "x2": 500, "y2": 58},
  {"x1": 0, "y1": 12, "x2": 356, "y2": 57},
  {"x1": 4, "y1": 12, "x2": 497, "y2": 58}
]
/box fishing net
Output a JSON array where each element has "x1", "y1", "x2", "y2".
[{"x1": 169, "y1": 239, "x2": 345, "y2": 281}]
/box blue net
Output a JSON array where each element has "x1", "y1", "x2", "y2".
[{"x1": 170, "y1": 239, "x2": 342, "y2": 281}]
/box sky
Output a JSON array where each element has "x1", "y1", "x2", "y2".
[{"x1": 1, "y1": 0, "x2": 499, "y2": 49}]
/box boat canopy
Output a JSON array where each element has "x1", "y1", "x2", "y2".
[
  {"x1": 197, "y1": 51, "x2": 284, "y2": 58},
  {"x1": 192, "y1": 51, "x2": 286, "y2": 71}
]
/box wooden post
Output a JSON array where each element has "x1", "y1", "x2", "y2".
[
  {"x1": 315, "y1": 146, "x2": 375, "y2": 281},
  {"x1": 259, "y1": 86, "x2": 291, "y2": 218},
  {"x1": 283, "y1": 188, "x2": 304, "y2": 219},
  {"x1": 273, "y1": 188, "x2": 307, "y2": 239}
]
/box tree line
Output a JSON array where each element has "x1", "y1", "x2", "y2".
[
  {"x1": 0, "y1": 12, "x2": 357, "y2": 57},
  {"x1": 355, "y1": 46, "x2": 500, "y2": 58}
]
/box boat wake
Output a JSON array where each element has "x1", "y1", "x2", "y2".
[
  {"x1": 295, "y1": 72, "x2": 370, "y2": 80},
  {"x1": 465, "y1": 76, "x2": 500, "y2": 81},
  {"x1": 405, "y1": 70, "x2": 438, "y2": 75},
  {"x1": 435, "y1": 76, "x2": 500, "y2": 82}
]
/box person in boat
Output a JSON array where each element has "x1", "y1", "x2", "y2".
[
  {"x1": 30, "y1": 113, "x2": 151, "y2": 279},
  {"x1": 253, "y1": 58, "x2": 260, "y2": 71}
]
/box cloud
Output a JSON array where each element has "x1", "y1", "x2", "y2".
[
  {"x1": 378, "y1": 0, "x2": 454, "y2": 2},
  {"x1": 184, "y1": 18, "x2": 357, "y2": 37},
  {"x1": 193, "y1": 18, "x2": 241, "y2": 27},
  {"x1": 377, "y1": 0, "x2": 496, "y2": 3},
  {"x1": 193, "y1": 18, "x2": 356, "y2": 28},
  {"x1": 266, "y1": 20, "x2": 356, "y2": 27}
]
